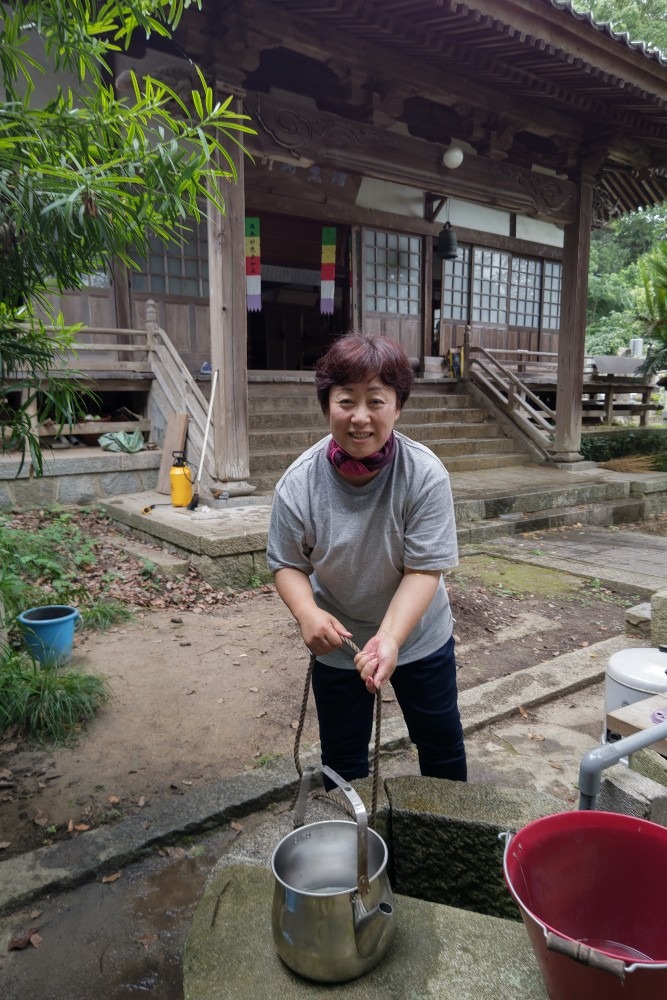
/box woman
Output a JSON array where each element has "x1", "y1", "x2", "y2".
[{"x1": 267, "y1": 333, "x2": 466, "y2": 785}]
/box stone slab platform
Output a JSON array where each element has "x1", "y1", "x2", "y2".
[
  {"x1": 99, "y1": 490, "x2": 274, "y2": 589},
  {"x1": 184, "y1": 864, "x2": 547, "y2": 1000}
]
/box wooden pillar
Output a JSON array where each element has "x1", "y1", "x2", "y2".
[
  {"x1": 207, "y1": 88, "x2": 254, "y2": 494},
  {"x1": 551, "y1": 172, "x2": 594, "y2": 463}
]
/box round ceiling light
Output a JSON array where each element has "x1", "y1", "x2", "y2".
[{"x1": 442, "y1": 146, "x2": 464, "y2": 169}]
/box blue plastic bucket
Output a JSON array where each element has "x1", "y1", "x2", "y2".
[{"x1": 17, "y1": 605, "x2": 82, "y2": 666}]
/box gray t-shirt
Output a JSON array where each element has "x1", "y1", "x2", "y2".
[{"x1": 267, "y1": 430, "x2": 458, "y2": 668}]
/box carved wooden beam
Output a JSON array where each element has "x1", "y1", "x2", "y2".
[
  {"x1": 244, "y1": 91, "x2": 577, "y2": 224},
  {"x1": 221, "y1": 6, "x2": 584, "y2": 144}
]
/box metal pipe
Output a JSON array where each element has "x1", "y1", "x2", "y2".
[{"x1": 578, "y1": 719, "x2": 667, "y2": 810}]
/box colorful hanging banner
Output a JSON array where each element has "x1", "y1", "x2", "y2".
[
  {"x1": 320, "y1": 226, "x2": 336, "y2": 315},
  {"x1": 245, "y1": 217, "x2": 261, "y2": 312}
]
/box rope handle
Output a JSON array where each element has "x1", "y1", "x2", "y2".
[{"x1": 292, "y1": 636, "x2": 382, "y2": 828}]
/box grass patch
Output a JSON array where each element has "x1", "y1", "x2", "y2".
[
  {"x1": 80, "y1": 600, "x2": 134, "y2": 631},
  {"x1": 0, "y1": 508, "x2": 121, "y2": 742},
  {"x1": 0, "y1": 653, "x2": 111, "y2": 744},
  {"x1": 251, "y1": 750, "x2": 283, "y2": 768}
]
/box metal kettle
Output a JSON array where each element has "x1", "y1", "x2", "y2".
[{"x1": 271, "y1": 765, "x2": 396, "y2": 982}]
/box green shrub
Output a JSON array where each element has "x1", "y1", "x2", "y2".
[
  {"x1": 0, "y1": 653, "x2": 110, "y2": 744},
  {"x1": 580, "y1": 428, "x2": 667, "y2": 463}
]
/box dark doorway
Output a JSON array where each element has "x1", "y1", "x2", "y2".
[{"x1": 245, "y1": 212, "x2": 350, "y2": 370}]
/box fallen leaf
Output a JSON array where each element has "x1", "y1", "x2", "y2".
[
  {"x1": 101, "y1": 872, "x2": 121, "y2": 883},
  {"x1": 137, "y1": 796, "x2": 146, "y2": 807},
  {"x1": 74, "y1": 823, "x2": 91, "y2": 832},
  {"x1": 136, "y1": 933, "x2": 157, "y2": 950},
  {"x1": 181, "y1": 779, "x2": 193, "y2": 785},
  {"x1": 29, "y1": 933, "x2": 42, "y2": 949},
  {"x1": 32, "y1": 811, "x2": 48, "y2": 827},
  {"x1": 518, "y1": 706, "x2": 529, "y2": 719},
  {"x1": 107, "y1": 795, "x2": 121, "y2": 805},
  {"x1": 8, "y1": 927, "x2": 39, "y2": 950},
  {"x1": 0, "y1": 841, "x2": 11, "y2": 849},
  {"x1": 67, "y1": 819, "x2": 74, "y2": 833},
  {"x1": 528, "y1": 732, "x2": 545, "y2": 742},
  {"x1": 248, "y1": 686, "x2": 259, "y2": 693},
  {"x1": 230, "y1": 821, "x2": 244, "y2": 832},
  {"x1": 163, "y1": 846, "x2": 187, "y2": 859},
  {"x1": 29, "y1": 910, "x2": 42, "y2": 920},
  {"x1": 580, "y1": 640, "x2": 589, "y2": 648}
]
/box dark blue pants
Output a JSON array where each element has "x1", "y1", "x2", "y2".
[{"x1": 312, "y1": 636, "x2": 466, "y2": 787}]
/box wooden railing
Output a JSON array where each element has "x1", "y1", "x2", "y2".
[
  {"x1": 143, "y1": 301, "x2": 215, "y2": 480},
  {"x1": 466, "y1": 345, "x2": 556, "y2": 456},
  {"x1": 18, "y1": 310, "x2": 216, "y2": 478},
  {"x1": 465, "y1": 341, "x2": 662, "y2": 455}
]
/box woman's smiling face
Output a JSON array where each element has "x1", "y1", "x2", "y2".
[{"x1": 327, "y1": 378, "x2": 401, "y2": 458}]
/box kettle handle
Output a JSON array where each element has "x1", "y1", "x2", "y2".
[{"x1": 293, "y1": 765, "x2": 370, "y2": 895}]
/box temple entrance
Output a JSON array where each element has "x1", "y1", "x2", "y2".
[{"x1": 246, "y1": 212, "x2": 350, "y2": 371}]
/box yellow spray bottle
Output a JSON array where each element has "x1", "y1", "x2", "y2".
[{"x1": 169, "y1": 450, "x2": 193, "y2": 508}]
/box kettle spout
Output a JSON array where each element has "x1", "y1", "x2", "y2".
[{"x1": 352, "y1": 896, "x2": 394, "y2": 959}]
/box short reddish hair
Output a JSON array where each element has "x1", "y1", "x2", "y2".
[{"x1": 314, "y1": 333, "x2": 413, "y2": 413}]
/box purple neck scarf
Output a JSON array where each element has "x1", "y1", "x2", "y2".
[{"x1": 326, "y1": 432, "x2": 396, "y2": 478}]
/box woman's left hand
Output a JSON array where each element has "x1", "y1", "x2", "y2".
[{"x1": 354, "y1": 635, "x2": 399, "y2": 693}]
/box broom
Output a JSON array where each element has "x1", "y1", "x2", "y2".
[{"x1": 188, "y1": 368, "x2": 218, "y2": 511}]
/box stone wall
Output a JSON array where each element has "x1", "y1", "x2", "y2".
[{"x1": 0, "y1": 450, "x2": 160, "y2": 509}]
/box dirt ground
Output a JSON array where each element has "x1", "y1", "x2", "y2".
[{"x1": 1, "y1": 506, "x2": 648, "y2": 862}]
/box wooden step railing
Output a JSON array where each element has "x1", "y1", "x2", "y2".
[
  {"x1": 21, "y1": 310, "x2": 216, "y2": 477},
  {"x1": 466, "y1": 345, "x2": 556, "y2": 456},
  {"x1": 142, "y1": 302, "x2": 216, "y2": 481}
]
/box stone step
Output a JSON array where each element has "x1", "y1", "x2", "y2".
[
  {"x1": 454, "y1": 478, "x2": 630, "y2": 522},
  {"x1": 248, "y1": 406, "x2": 486, "y2": 431},
  {"x1": 427, "y1": 437, "x2": 523, "y2": 459},
  {"x1": 249, "y1": 435, "x2": 523, "y2": 473},
  {"x1": 441, "y1": 453, "x2": 533, "y2": 473},
  {"x1": 457, "y1": 496, "x2": 645, "y2": 544},
  {"x1": 250, "y1": 452, "x2": 535, "y2": 490},
  {"x1": 247, "y1": 390, "x2": 472, "y2": 415},
  {"x1": 249, "y1": 411, "x2": 328, "y2": 431},
  {"x1": 249, "y1": 422, "x2": 505, "y2": 451}
]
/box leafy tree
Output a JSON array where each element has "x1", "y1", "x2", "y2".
[
  {"x1": 574, "y1": 0, "x2": 667, "y2": 53},
  {"x1": 586, "y1": 209, "x2": 667, "y2": 352},
  {"x1": 0, "y1": 0, "x2": 253, "y2": 472},
  {"x1": 637, "y1": 241, "x2": 667, "y2": 375}
]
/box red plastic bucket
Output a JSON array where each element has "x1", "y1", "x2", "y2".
[{"x1": 503, "y1": 811, "x2": 667, "y2": 999}]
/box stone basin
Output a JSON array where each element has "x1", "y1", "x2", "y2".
[{"x1": 184, "y1": 776, "x2": 562, "y2": 999}]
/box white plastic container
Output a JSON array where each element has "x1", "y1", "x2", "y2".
[{"x1": 605, "y1": 645, "x2": 667, "y2": 741}]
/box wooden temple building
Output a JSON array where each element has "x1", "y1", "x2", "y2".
[{"x1": 39, "y1": 0, "x2": 667, "y2": 491}]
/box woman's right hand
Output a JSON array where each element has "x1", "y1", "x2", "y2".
[
  {"x1": 274, "y1": 568, "x2": 351, "y2": 657},
  {"x1": 298, "y1": 608, "x2": 352, "y2": 657}
]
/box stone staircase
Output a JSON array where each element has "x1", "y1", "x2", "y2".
[
  {"x1": 452, "y1": 473, "x2": 652, "y2": 545},
  {"x1": 247, "y1": 382, "x2": 531, "y2": 493}
]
